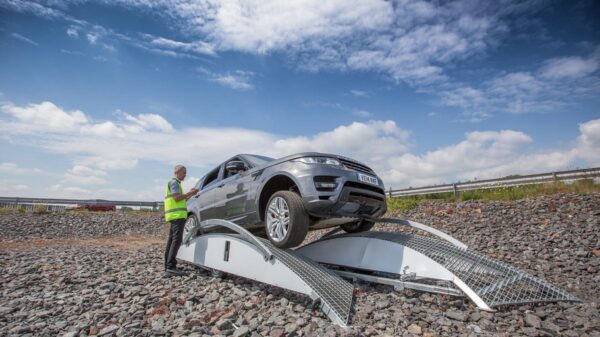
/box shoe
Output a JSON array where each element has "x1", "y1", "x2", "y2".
[{"x1": 165, "y1": 268, "x2": 188, "y2": 276}]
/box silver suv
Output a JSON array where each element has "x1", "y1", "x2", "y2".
[{"x1": 188, "y1": 153, "x2": 387, "y2": 248}]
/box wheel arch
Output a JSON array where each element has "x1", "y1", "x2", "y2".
[{"x1": 257, "y1": 173, "x2": 301, "y2": 221}]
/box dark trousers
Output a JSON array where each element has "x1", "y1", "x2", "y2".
[{"x1": 164, "y1": 218, "x2": 186, "y2": 270}]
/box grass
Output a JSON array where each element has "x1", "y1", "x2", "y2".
[{"x1": 387, "y1": 179, "x2": 600, "y2": 213}]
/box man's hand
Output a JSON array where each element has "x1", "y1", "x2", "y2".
[{"x1": 173, "y1": 188, "x2": 200, "y2": 202}]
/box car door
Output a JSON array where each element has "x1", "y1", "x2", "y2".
[
  {"x1": 194, "y1": 166, "x2": 222, "y2": 221},
  {"x1": 214, "y1": 157, "x2": 254, "y2": 224}
]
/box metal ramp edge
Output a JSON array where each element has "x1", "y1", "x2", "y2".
[
  {"x1": 177, "y1": 218, "x2": 353, "y2": 326},
  {"x1": 300, "y1": 230, "x2": 579, "y2": 309}
]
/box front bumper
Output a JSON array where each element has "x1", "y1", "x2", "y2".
[{"x1": 293, "y1": 164, "x2": 387, "y2": 219}]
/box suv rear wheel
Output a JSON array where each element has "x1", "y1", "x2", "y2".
[
  {"x1": 340, "y1": 219, "x2": 375, "y2": 233},
  {"x1": 264, "y1": 191, "x2": 309, "y2": 248}
]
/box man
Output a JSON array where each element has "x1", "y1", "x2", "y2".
[{"x1": 164, "y1": 164, "x2": 199, "y2": 276}]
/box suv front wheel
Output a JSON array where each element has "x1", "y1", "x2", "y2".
[{"x1": 264, "y1": 191, "x2": 309, "y2": 248}]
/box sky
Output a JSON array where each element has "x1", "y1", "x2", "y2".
[{"x1": 0, "y1": 0, "x2": 599, "y2": 201}]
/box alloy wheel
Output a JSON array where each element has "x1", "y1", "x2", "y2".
[{"x1": 266, "y1": 196, "x2": 290, "y2": 242}]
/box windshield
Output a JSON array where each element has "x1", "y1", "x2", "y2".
[{"x1": 243, "y1": 154, "x2": 274, "y2": 167}]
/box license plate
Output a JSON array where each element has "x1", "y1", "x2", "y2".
[{"x1": 358, "y1": 173, "x2": 379, "y2": 186}]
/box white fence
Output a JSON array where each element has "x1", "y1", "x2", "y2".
[
  {"x1": 0, "y1": 197, "x2": 162, "y2": 211},
  {"x1": 388, "y1": 167, "x2": 600, "y2": 198}
]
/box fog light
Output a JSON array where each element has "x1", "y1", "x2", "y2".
[{"x1": 315, "y1": 182, "x2": 338, "y2": 189}]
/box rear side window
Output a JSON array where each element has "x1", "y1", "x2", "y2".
[{"x1": 202, "y1": 167, "x2": 220, "y2": 188}]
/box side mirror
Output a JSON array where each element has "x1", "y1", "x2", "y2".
[{"x1": 226, "y1": 160, "x2": 246, "y2": 172}]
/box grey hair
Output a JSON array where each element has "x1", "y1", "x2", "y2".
[{"x1": 174, "y1": 165, "x2": 186, "y2": 173}]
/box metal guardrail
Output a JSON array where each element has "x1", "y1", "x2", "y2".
[
  {"x1": 388, "y1": 167, "x2": 600, "y2": 198},
  {"x1": 0, "y1": 197, "x2": 162, "y2": 209}
]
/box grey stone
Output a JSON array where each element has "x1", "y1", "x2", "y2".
[
  {"x1": 525, "y1": 313, "x2": 542, "y2": 328},
  {"x1": 446, "y1": 310, "x2": 466, "y2": 321},
  {"x1": 98, "y1": 325, "x2": 120, "y2": 336},
  {"x1": 233, "y1": 326, "x2": 251, "y2": 337}
]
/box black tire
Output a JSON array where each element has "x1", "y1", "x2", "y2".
[
  {"x1": 183, "y1": 214, "x2": 200, "y2": 243},
  {"x1": 264, "y1": 191, "x2": 309, "y2": 248},
  {"x1": 340, "y1": 219, "x2": 375, "y2": 233}
]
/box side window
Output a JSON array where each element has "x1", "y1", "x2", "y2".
[{"x1": 202, "y1": 167, "x2": 220, "y2": 188}]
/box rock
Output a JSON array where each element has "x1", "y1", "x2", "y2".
[
  {"x1": 270, "y1": 327, "x2": 285, "y2": 337},
  {"x1": 98, "y1": 325, "x2": 119, "y2": 336},
  {"x1": 284, "y1": 323, "x2": 298, "y2": 333},
  {"x1": 525, "y1": 313, "x2": 542, "y2": 328},
  {"x1": 446, "y1": 309, "x2": 466, "y2": 321},
  {"x1": 216, "y1": 319, "x2": 233, "y2": 330},
  {"x1": 407, "y1": 324, "x2": 422, "y2": 334},
  {"x1": 541, "y1": 320, "x2": 562, "y2": 334},
  {"x1": 375, "y1": 300, "x2": 390, "y2": 309},
  {"x1": 234, "y1": 326, "x2": 251, "y2": 337}
]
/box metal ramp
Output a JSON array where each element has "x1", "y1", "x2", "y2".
[
  {"x1": 177, "y1": 217, "x2": 579, "y2": 326},
  {"x1": 297, "y1": 218, "x2": 580, "y2": 311},
  {"x1": 177, "y1": 219, "x2": 353, "y2": 326}
]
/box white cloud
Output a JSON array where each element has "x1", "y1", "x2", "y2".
[
  {"x1": 0, "y1": 180, "x2": 29, "y2": 195},
  {"x1": 575, "y1": 119, "x2": 600, "y2": 166},
  {"x1": 86, "y1": 33, "x2": 98, "y2": 44},
  {"x1": 18, "y1": 0, "x2": 542, "y2": 86},
  {"x1": 437, "y1": 48, "x2": 600, "y2": 119},
  {"x1": 272, "y1": 120, "x2": 411, "y2": 164},
  {"x1": 0, "y1": 162, "x2": 46, "y2": 176},
  {"x1": 149, "y1": 36, "x2": 215, "y2": 56},
  {"x1": 1, "y1": 101, "x2": 88, "y2": 129},
  {"x1": 10, "y1": 32, "x2": 38, "y2": 46},
  {"x1": 66, "y1": 26, "x2": 79, "y2": 38},
  {"x1": 352, "y1": 110, "x2": 373, "y2": 118},
  {"x1": 1, "y1": 100, "x2": 598, "y2": 192},
  {"x1": 124, "y1": 113, "x2": 174, "y2": 132},
  {"x1": 198, "y1": 67, "x2": 255, "y2": 90},
  {"x1": 539, "y1": 56, "x2": 599, "y2": 80},
  {"x1": 350, "y1": 90, "x2": 368, "y2": 97},
  {"x1": 380, "y1": 129, "x2": 580, "y2": 187},
  {"x1": 48, "y1": 184, "x2": 92, "y2": 198}
]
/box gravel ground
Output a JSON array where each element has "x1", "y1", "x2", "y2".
[
  {"x1": 0, "y1": 211, "x2": 165, "y2": 241},
  {"x1": 0, "y1": 193, "x2": 599, "y2": 337}
]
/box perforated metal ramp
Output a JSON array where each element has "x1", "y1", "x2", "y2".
[
  {"x1": 260, "y1": 239, "x2": 353, "y2": 324},
  {"x1": 177, "y1": 219, "x2": 353, "y2": 326},
  {"x1": 307, "y1": 231, "x2": 579, "y2": 308}
]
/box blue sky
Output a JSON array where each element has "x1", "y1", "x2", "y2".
[{"x1": 0, "y1": 0, "x2": 599, "y2": 200}]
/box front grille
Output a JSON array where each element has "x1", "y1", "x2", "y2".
[
  {"x1": 345, "y1": 181, "x2": 385, "y2": 195},
  {"x1": 338, "y1": 158, "x2": 375, "y2": 174}
]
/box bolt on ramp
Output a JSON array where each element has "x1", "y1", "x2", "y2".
[{"x1": 314, "y1": 231, "x2": 579, "y2": 308}]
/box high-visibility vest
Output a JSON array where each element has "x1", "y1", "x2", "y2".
[{"x1": 164, "y1": 178, "x2": 188, "y2": 221}]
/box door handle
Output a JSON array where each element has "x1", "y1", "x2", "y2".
[{"x1": 218, "y1": 183, "x2": 225, "y2": 188}]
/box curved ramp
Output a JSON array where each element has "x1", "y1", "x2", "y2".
[
  {"x1": 299, "y1": 231, "x2": 579, "y2": 309},
  {"x1": 177, "y1": 220, "x2": 353, "y2": 326}
]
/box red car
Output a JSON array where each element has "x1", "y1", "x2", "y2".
[{"x1": 66, "y1": 203, "x2": 116, "y2": 211}]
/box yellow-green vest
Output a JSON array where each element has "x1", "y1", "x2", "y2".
[{"x1": 164, "y1": 178, "x2": 188, "y2": 221}]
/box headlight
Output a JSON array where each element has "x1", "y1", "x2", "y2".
[{"x1": 295, "y1": 157, "x2": 342, "y2": 166}]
